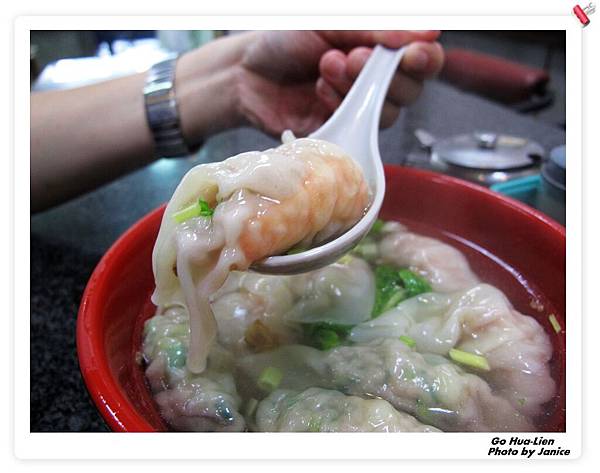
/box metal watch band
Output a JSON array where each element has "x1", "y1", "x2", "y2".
[{"x1": 144, "y1": 57, "x2": 196, "y2": 158}]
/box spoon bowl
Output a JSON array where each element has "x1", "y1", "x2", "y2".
[{"x1": 251, "y1": 45, "x2": 407, "y2": 275}]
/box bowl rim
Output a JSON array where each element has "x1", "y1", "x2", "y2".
[
  {"x1": 76, "y1": 165, "x2": 565, "y2": 432},
  {"x1": 76, "y1": 205, "x2": 163, "y2": 432}
]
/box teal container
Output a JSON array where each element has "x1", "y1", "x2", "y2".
[
  {"x1": 491, "y1": 175, "x2": 542, "y2": 209},
  {"x1": 491, "y1": 173, "x2": 565, "y2": 225}
]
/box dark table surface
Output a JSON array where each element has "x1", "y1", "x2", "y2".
[{"x1": 30, "y1": 80, "x2": 565, "y2": 432}]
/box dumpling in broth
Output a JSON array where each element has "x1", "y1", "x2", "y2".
[
  {"x1": 211, "y1": 271, "x2": 298, "y2": 353},
  {"x1": 152, "y1": 138, "x2": 370, "y2": 373},
  {"x1": 349, "y1": 284, "x2": 555, "y2": 415},
  {"x1": 153, "y1": 372, "x2": 246, "y2": 432},
  {"x1": 237, "y1": 338, "x2": 533, "y2": 432},
  {"x1": 376, "y1": 222, "x2": 479, "y2": 292},
  {"x1": 210, "y1": 256, "x2": 375, "y2": 353},
  {"x1": 255, "y1": 387, "x2": 440, "y2": 432},
  {"x1": 284, "y1": 256, "x2": 375, "y2": 325}
]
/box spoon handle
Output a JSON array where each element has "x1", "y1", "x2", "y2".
[{"x1": 251, "y1": 46, "x2": 406, "y2": 275}]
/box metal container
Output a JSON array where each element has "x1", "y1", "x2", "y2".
[{"x1": 411, "y1": 130, "x2": 544, "y2": 187}]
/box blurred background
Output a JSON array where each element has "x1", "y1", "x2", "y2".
[
  {"x1": 30, "y1": 30, "x2": 567, "y2": 220},
  {"x1": 30, "y1": 30, "x2": 566, "y2": 432},
  {"x1": 30, "y1": 30, "x2": 566, "y2": 122}
]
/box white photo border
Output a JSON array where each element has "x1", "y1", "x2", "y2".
[{"x1": 15, "y1": 15, "x2": 582, "y2": 460}]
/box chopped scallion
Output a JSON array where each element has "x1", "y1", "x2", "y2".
[
  {"x1": 257, "y1": 366, "x2": 283, "y2": 392},
  {"x1": 353, "y1": 241, "x2": 378, "y2": 260},
  {"x1": 173, "y1": 198, "x2": 214, "y2": 223},
  {"x1": 448, "y1": 348, "x2": 491, "y2": 371},
  {"x1": 303, "y1": 322, "x2": 352, "y2": 350},
  {"x1": 399, "y1": 335, "x2": 416, "y2": 348},
  {"x1": 307, "y1": 418, "x2": 322, "y2": 432},
  {"x1": 198, "y1": 199, "x2": 214, "y2": 217},
  {"x1": 337, "y1": 254, "x2": 353, "y2": 265},
  {"x1": 381, "y1": 289, "x2": 407, "y2": 313},
  {"x1": 368, "y1": 219, "x2": 385, "y2": 236},
  {"x1": 315, "y1": 329, "x2": 340, "y2": 350},
  {"x1": 548, "y1": 314, "x2": 562, "y2": 333}
]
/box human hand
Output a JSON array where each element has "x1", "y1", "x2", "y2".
[{"x1": 237, "y1": 30, "x2": 445, "y2": 136}]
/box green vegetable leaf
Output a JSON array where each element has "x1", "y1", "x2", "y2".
[
  {"x1": 372, "y1": 265, "x2": 404, "y2": 317},
  {"x1": 372, "y1": 265, "x2": 432, "y2": 317},
  {"x1": 314, "y1": 329, "x2": 340, "y2": 350},
  {"x1": 303, "y1": 322, "x2": 353, "y2": 351},
  {"x1": 398, "y1": 269, "x2": 432, "y2": 298},
  {"x1": 198, "y1": 198, "x2": 214, "y2": 217}
]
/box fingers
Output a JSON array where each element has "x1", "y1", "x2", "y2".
[
  {"x1": 374, "y1": 30, "x2": 441, "y2": 48},
  {"x1": 340, "y1": 47, "x2": 425, "y2": 107},
  {"x1": 386, "y1": 73, "x2": 424, "y2": 107},
  {"x1": 319, "y1": 49, "x2": 353, "y2": 94},
  {"x1": 316, "y1": 39, "x2": 445, "y2": 127},
  {"x1": 400, "y1": 41, "x2": 445, "y2": 80},
  {"x1": 343, "y1": 42, "x2": 444, "y2": 82},
  {"x1": 315, "y1": 77, "x2": 342, "y2": 112},
  {"x1": 316, "y1": 76, "x2": 400, "y2": 129},
  {"x1": 380, "y1": 102, "x2": 401, "y2": 128},
  {"x1": 319, "y1": 30, "x2": 440, "y2": 50}
]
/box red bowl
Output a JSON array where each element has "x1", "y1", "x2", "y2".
[{"x1": 76, "y1": 165, "x2": 566, "y2": 432}]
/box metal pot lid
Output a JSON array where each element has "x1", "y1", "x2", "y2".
[{"x1": 433, "y1": 132, "x2": 544, "y2": 170}]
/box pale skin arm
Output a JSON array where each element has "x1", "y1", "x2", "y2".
[
  {"x1": 30, "y1": 31, "x2": 444, "y2": 213},
  {"x1": 30, "y1": 34, "x2": 248, "y2": 212}
]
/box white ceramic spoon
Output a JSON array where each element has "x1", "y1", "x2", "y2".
[{"x1": 251, "y1": 45, "x2": 407, "y2": 275}]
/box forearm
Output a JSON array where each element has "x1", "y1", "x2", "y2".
[
  {"x1": 30, "y1": 32, "x2": 252, "y2": 213},
  {"x1": 31, "y1": 73, "x2": 152, "y2": 212}
]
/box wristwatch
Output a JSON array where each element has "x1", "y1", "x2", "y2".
[{"x1": 144, "y1": 56, "x2": 198, "y2": 158}]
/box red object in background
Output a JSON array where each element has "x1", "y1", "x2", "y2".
[
  {"x1": 573, "y1": 5, "x2": 591, "y2": 25},
  {"x1": 77, "y1": 166, "x2": 566, "y2": 432},
  {"x1": 440, "y1": 48, "x2": 550, "y2": 104}
]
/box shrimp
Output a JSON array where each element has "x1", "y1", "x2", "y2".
[{"x1": 239, "y1": 151, "x2": 369, "y2": 261}]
